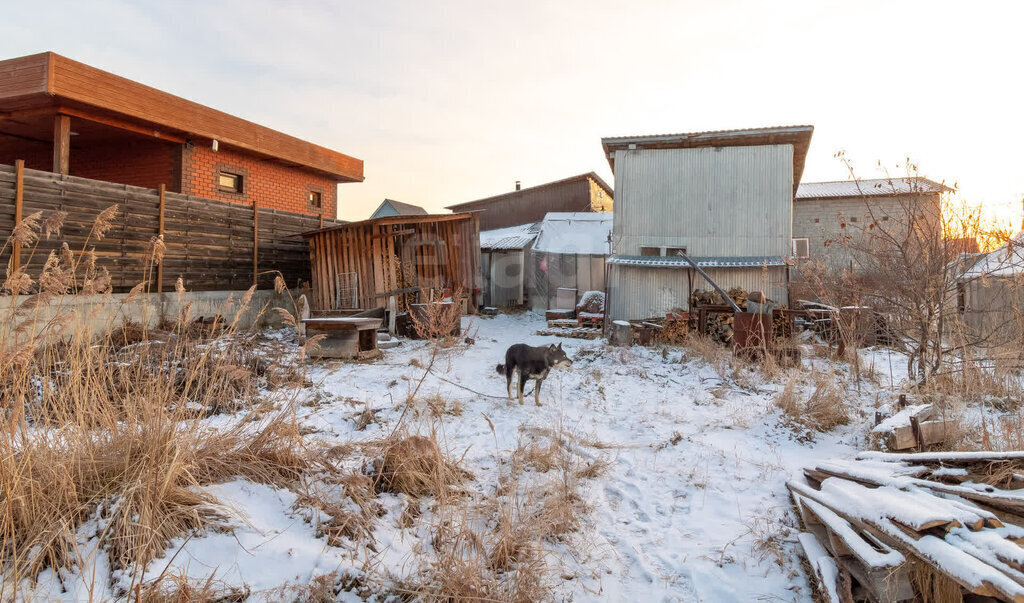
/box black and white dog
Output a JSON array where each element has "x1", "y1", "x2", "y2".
[{"x1": 495, "y1": 343, "x2": 572, "y2": 406}]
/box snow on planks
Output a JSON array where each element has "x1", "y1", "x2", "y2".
[{"x1": 789, "y1": 452, "x2": 1024, "y2": 602}]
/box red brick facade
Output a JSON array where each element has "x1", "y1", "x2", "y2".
[
  {"x1": 73, "y1": 139, "x2": 181, "y2": 192},
  {"x1": 182, "y1": 145, "x2": 336, "y2": 216},
  {"x1": 0, "y1": 141, "x2": 337, "y2": 217}
]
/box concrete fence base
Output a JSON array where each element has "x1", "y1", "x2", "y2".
[{"x1": 0, "y1": 289, "x2": 299, "y2": 338}]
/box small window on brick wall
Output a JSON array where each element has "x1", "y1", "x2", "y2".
[
  {"x1": 218, "y1": 171, "x2": 243, "y2": 193},
  {"x1": 640, "y1": 247, "x2": 661, "y2": 256},
  {"x1": 308, "y1": 191, "x2": 322, "y2": 209}
]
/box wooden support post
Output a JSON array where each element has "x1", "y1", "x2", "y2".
[
  {"x1": 157, "y1": 184, "x2": 165, "y2": 293},
  {"x1": 53, "y1": 114, "x2": 71, "y2": 175},
  {"x1": 253, "y1": 200, "x2": 259, "y2": 287},
  {"x1": 12, "y1": 160, "x2": 24, "y2": 273}
]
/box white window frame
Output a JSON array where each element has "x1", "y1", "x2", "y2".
[{"x1": 792, "y1": 237, "x2": 810, "y2": 259}]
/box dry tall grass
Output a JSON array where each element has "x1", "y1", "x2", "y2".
[
  {"x1": 774, "y1": 371, "x2": 850, "y2": 432},
  {"x1": 0, "y1": 207, "x2": 312, "y2": 599}
]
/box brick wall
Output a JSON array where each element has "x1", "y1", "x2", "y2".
[
  {"x1": 71, "y1": 139, "x2": 180, "y2": 191},
  {"x1": 0, "y1": 138, "x2": 180, "y2": 191},
  {"x1": 183, "y1": 145, "x2": 336, "y2": 217},
  {"x1": 588, "y1": 177, "x2": 614, "y2": 212},
  {"x1": 0, "y1": 143, "x2": 52, "y2": 172}
]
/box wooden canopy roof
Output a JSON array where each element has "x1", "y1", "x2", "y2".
[{"x1": 0, "y1": 52, "x2": 363, "y2": 182}]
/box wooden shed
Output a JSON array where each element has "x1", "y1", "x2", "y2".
[{"x1": 302, "y1": 213, "x2": 481, "y2": 314}]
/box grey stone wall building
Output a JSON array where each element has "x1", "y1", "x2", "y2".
[{"x1": 792, "y1": 177, "x2": 949, "y2": 274}]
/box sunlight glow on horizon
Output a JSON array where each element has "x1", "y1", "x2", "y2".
[{"x1": 1, "y1": 1, "x2": 1022, "y2": 225}]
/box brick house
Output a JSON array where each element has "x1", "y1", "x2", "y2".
[
  {"x1": 446, "y1": 172, "x2": 613, "y2": 231},
  {"x1": 792, "y1": 177, "x2": 949, "y2": 273},
  {"x1": 0, "y1": 52, "x2": 362, "y2": 217}
]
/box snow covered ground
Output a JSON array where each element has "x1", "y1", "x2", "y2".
[{"x1": 25, "y1": 312, "x2": 907, "y2": 602}]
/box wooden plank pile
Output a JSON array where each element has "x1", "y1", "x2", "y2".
[
  {"x1": 536, "y1": 326, "x2": 602, "y2": 340},
  {"x1": 789, "y1": 451, "x2": 1024, "y2": 602}
]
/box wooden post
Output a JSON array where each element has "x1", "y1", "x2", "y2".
[
  {"x1": 12, "y1": 160, "x2": 24, "y2": 273},
  {"x1": 253, "y1": 200, "x2": 259, "y2": 287},
  {"x1": 157, "y1": 184, "x2": 165, "y2": 293},
  {"x1": 53, "y1": 114, "x2": 71, "y2": 175}
]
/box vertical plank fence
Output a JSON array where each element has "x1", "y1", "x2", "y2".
[{"x1": 0, "y1": 163, "x2": 343, "y2": 292}]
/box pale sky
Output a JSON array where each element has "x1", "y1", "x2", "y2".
[{"x1": 2, "y1": 1, "x2": 1022, "y2": 226}]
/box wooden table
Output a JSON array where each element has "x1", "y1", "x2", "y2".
[{"x1": 301, "y1": 317, "x2": 383, "y2": 358}]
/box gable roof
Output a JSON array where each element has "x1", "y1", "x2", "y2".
[
  {"x1": 445, "y1": 172, "x2": 613, "y2": 211},
  {"x1": 601, "y1": 125, "x2": 814, "y2": 186},
  {"x1": 797, "y1": 177, "x2": 951, "y2": 200},
  {"x1": 370, "y1": 199, "x2": 428, "y2": 218},
  {"x1": 0, "y1": 52, "x2": 363, "y2": 182}
]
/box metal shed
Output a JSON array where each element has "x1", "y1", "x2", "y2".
[
  {"x1": 479, "y1": 222, "x2": 539, "y2": 307},
  {"x1": 601, "y1": 125, "x2": 814, "y2": 321},
  {"x1": 302, "y1": 213, "x2": 481, "y2": 313}
]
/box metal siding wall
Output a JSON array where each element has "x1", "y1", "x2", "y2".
[
  {"x1": 490, "y1": 250, "x2": 524, "y2": 306},
  {"x1": 612, "y1": 145, "x2": 793, "y2": 257},
  {"x1": 608, "y1": 265, "x2": 788, "y2": 321}
]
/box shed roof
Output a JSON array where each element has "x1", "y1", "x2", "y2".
[
  {"x1": 797, "y1": 177, "x2": 951, "y2": 200},
  {"x1": 301, "y1": 212, "x2": 476, "y2": 238},
  {"x1": 370, "y1": 199, "x2": 429, "y2": 218},
  {"x1": 532, "y1": 212, "x2": 612, "y2": 256},
  {"x1": 0, "y1": 52, "x2": 363, "y2": 182},
  {"x1": 601, "y1": 125, "x2": 814, "y2": 186},
  {"x1": 480, "y1": 222, "x2": 540, "y2": 250},
  {"x1": 445, "y1": 172, "x2": 613, "y2": 211}
]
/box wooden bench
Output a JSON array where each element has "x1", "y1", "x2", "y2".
[{"x1": 301, "y1": 317, "x2": 383, "y2": 359}]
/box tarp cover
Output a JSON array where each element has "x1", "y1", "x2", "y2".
[{"x1": 532, "y1": 212, "x2": 612, "y2": 255}]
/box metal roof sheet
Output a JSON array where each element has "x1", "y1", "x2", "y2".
[
  {"x1": 607, "y1": 255, "x2": 787, "y2": 268},
  {"x1": 479, "y1": 222, "x2": 540, "y2": 250},
  {"x1": 796, "y1": 177, "x2": 950, "y2": 200}
]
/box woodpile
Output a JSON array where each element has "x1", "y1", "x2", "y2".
[
  {"x1": 689, "y1": 288, "x2": 746, "y2": 345},
  {"x1": 536, "y1": 326, "x2": 602, "y2": 340},
  {"x1": 790, "y1": 451, "x2": 1024, "y2": 602}
]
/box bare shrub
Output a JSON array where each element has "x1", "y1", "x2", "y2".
[{"x1": 409, "y1": 290, "x2": 465, "y2": 343}]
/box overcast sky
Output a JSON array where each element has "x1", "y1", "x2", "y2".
[{"x1": 2, "y1": 1, "x2": 1022, "y2": 225}]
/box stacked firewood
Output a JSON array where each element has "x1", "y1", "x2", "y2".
[
  {"x1": 790, "y1": 452, "x2": 1024, "y2": 602},
  {"x1": 689, "y1": 288, "x2": 748, "y2": 344}
]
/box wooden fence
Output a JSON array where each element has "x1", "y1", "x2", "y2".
[{"x1": 0, "y1": 161, "x2": 343, "y2": 292}]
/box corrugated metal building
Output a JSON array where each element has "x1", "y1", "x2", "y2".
[
  {"x1": 957, "y1": 230, "x2": 1024, "y2": 345},
  {"x1": 601, "y1": 125, "x2": 814, "y2": 321},
  {"x1": 446, "y1": 172, "x2": 613, "y2": 231},
  {"x1": 479, "y1": 222, "x2": 540, "y2": 307}
]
